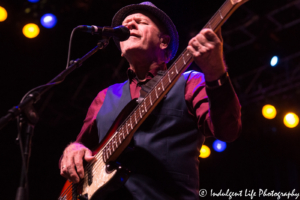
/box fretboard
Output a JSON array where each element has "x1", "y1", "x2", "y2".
[{"x1": 101, "y1": 0, "x2": 248, "y2": 163}]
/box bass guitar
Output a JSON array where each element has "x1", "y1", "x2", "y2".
[{"x1": 58, "y1": 0, "x2": 248, "y2": 199}]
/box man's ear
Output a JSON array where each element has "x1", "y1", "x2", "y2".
[{"x1": 160, "y1": 34, "x2": 170, "y2": 50}]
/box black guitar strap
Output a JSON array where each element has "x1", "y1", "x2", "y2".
[{"x1": 137, "y1": 70, "x2": 166, "y2": 103}]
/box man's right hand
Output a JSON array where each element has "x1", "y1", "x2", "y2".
[{"x1": 60, "y1": 142, "x2": 94, "y2": 183}]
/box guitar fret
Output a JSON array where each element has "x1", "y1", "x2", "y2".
[
  {"x1": 134, "y1": 112, "x2": 137, "y2": 124},
  {"x1": 126, "y1": 123, "x2": 129, "y2": 135},
  {"x1": 130, "y1": 117, "x2": 133, "y2": 129},
  {"x1": 161, "y1": 80, "x2": 165, "y2": 91},
  {"x1": 219, "y1": 10, "x2": 223, "y2": 19},
  {"x1": 149, "y1": 94, "x2": 153, "y2": 105},
  {"x1": 106, "y1": 147, "x2": 109, "y2": 160},
  {"x1": 168, "y1": 72, "x2": 171, "y2": 83},
  {"x1": 155, "y1": 87, "x2": 158, "y2": 98},
  {"x1": 114, "y1": 137, "x2": 117, "y2": 150},
  {"x1": 112, "y1": 137, "x2": 117, "y2": 152},
  {"x1": 122, "y1": 126, "x2": 125, "y2": 139},
  {"x1": 115, "y1": 136, "x2": 118, "y2": 147},
  {"x1": 144, "y1": 100, "x2": 147, "y2": 112},
  {"x1": 108, "y1": 142, "x2": 112, "y2": 156},
  {"x1": 105, "y1": 148, "x2": 108, "y2": 162},
  {"x1": 182, "y1": 56, "x2": 186, "y2": 65},
  {"x1": 139, "y1": 108, "x2": 142, "y2": 118},
  {"x1": 112, "y1": 139, "x2": 115, "y2": 152},
  {"x1": 111, "y1": 139, "x2": 115, "y2": 152},
  {"x1": 103, "y1": 147, "x2": 106, "y2": 162},
  {"x1": 175, "y1": 64, "x2": 178, "y2": 74},
  {"x1": 116, "y1": 136, "x2": 119, "y2": 147},
  {"x1": 118, "y1": 132, "x2": 121, "y2": 144}
]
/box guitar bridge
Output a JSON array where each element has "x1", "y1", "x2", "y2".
[{"x1": 78, "y1": 193, "x2": 88, "y2": 200}]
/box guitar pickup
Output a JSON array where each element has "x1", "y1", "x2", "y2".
[{"x1": 87, "y1": 166, "x2": 93, "y2": 186}]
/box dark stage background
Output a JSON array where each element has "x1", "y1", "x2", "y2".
[{"x1": 0, "y1": 0, "x2": 300, "y2": 199}]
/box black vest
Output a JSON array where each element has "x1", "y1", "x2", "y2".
[{"x1": 96, "y1": 71, "x2": 205, "y2": 199}]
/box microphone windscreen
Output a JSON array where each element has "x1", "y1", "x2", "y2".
[{"x1": 113, "y1": 25, "x2": 130, "y2": 41}]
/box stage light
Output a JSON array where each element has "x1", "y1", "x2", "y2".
[
  {"x1": 284, "y1": 113, "x2": 299, "y2": 128},
  {"x1": 199, "y1": 145, "x2": 211, "y2": 158},
  {"x1": 40, "y1": 13, "x2": 57, "y2": 28},
  {"x1": 262, "y1": 104, "x2": 277, "y2": 119},
  {"x1": 270, "y1": 56, "x2": 279, "y2": 67},
  {"x1": 0, "y1": 6, "x2": 8, "y2": 22},
  {"x1": 28, "y1": 0, "x2": 40, "y2": 3},
  {"x1": 213, "y1": 140, "x2": 227, "y2": 152},
  {"x1": 23, "y1": 23, "x2": 40, "y2": 38}
]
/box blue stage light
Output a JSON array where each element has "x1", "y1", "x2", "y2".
[
  {"x1": 40, "y1": 13, "x2": 57, "y2": 28},
  {"x1": 213, "y1": 140, "x2": 227, "y2": 152},
  {"x1": 28, "y1": 0, "x2": 40, "y2": 2},
  {"x1": 270, "y1": 56, "x2": 279, "y2": 67}
]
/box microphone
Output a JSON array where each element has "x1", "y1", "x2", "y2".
[{"x1": 77, "y1": 25, "x2": 130, "y2": 41}]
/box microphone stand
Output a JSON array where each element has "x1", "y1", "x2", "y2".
[{"x1": 0, "y1": 38, "x2": 109, "y2": 200}]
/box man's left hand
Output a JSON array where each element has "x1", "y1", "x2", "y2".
[{"x1": 187, "y1": 28, "x2": 226, "y2": 82}]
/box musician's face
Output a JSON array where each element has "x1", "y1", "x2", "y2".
[{"x1": 120, "y1": 11, "x2": 164, "y2": 59}]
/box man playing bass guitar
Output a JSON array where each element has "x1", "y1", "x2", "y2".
[{"x1": 60, "y1": 2, "x2": 242, "y2": 199}]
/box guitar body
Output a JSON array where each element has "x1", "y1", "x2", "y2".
[
  {"x1": 59, "y1": 99, "x2": 138, "y2": 200},
  {"x1": 60, "y1": 166, "x2": 117, "y2": 200},
  {"x1": 60, "y1": 162, "x2": 130, "y2": 200}
]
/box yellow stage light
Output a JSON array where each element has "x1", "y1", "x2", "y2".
[
  {"x1": 22, "y1": 23, "x2": 40, "y2": 38},
  {"x1": 283, "y1": 113, "x2": 299, "y2": 128},
  {"x1": 262, "y1": 104, "x2": 277, "y2": 119},
  {"x1": 199, "y1": 145, "x2": 211, "y2": 158},
  {"x1": 0, "y1": 6, "x2": 8, "y2": 22}
]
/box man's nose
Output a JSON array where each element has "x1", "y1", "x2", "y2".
[{"x1": 126, "y1": 21, "x2": 137, "y2": 30}]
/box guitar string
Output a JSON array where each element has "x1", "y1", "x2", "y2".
[
  {"x1": 60, "y1": 181, "x2": 75, "y2": 199},
  {"x1": 60, "y1": 183, "x2": 74, "y2": 200},
  {"x1": 59, "y1": 1, "x2": 236, "y2": 197}
]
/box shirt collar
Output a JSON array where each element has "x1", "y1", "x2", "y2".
[{"x1": 127, "y1": 63, "x2": 167, "y2": 83}]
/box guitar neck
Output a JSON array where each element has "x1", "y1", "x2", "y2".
[
  {"x1": 100, "y1": 0, "x2": 248, "y2": 163},
  {"x1": 203, "y1": 0, "x2": 248, "y2": 31}
]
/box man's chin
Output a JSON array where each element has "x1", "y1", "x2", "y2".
[{"x1": 122, "y1": 46, "x2": 145, "y2": 55}]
